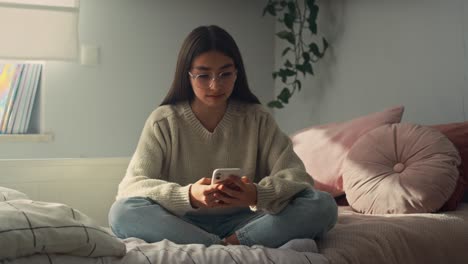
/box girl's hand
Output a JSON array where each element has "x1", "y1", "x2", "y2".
[
  {"x1": 214, "y1": 176, "x2": 257, "y2": 207},
  {"x1": 189, "y1": 178, "x2": 223, "y2": 208}
]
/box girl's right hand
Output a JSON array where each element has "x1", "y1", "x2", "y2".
[{"x1": 189, "y1": 177, "x2": 222, "y2": 208}]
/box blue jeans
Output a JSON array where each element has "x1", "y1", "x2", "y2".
[{"x1": 108, "y1": 188, "x2": 337, "y2": 248}]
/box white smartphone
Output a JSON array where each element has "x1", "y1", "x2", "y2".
[{"x1": 211, "y1": 168, "x2": 242, "y2": 185}]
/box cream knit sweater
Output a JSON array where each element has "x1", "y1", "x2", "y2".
[{"x1": 116, "y1": 100, "x2": 313, "y2": 216}]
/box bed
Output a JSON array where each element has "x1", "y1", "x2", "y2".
[
  {"x1": 2, "y1": 106, "x2": 468, "y2": 264},
  {"x1": 1, "y1": 190, "x2": 467, "y2": 264}
]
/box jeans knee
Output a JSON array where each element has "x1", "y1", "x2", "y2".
[
  {"x1": 297, "y1": 189, "x2": 338, "y2": 234},
  {"x1": 108, "y1": 197, "x2": 156, "y2": 236},
  {"x1": 316, "y1": 191, "x2": 338, "y2": 231}
]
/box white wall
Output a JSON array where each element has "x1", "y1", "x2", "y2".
[
  {"x1": 7, "y1": 0, "x2": 463, "y2": 156},
  {"x1": 274, "y1": 0, "x2": 468, "y2": 134},
  {"x1": 0, "y1": 0, "x2": 275, "y2": 159},
  {"x1": 0, "y1": 158, "x2": 129, "y2": 227}
]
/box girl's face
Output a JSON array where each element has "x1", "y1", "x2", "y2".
[{"x1": 189, "y1": 50, "x2": 237, "y2": 108}]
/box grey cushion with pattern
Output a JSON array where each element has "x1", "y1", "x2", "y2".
[
  {"x1": 0, "y1": 187, "x2": 29, "y2": 201},
  {"x1": 0, "y1": 199, "x2": 125, "y2": 260}
]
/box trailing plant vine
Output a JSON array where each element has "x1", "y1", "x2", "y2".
[{"x1": 263, "y1": 0, "x2": 329, "y2": 109}]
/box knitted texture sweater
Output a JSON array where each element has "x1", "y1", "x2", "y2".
[{"x1": 116, "y1": 100, "x2": 313, "y2": 216}]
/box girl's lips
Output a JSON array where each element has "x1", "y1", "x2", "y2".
[{"x1": 207, "y1": 94, "x2": 224, "y2": 98}]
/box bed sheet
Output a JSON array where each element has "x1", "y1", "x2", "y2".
[
  {"x1": 3, "y1": 238, "x2": 329, "y2": 264},
  {"x1": 317, "y1": 204, "x2": 468, "y2": 264}
]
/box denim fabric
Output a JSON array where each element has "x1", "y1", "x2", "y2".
[{"x1": 108, "y1": 188, "x2": 337, "y2": 248}]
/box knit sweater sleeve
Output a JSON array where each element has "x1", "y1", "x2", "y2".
[
  {"x1": 251, "y1": 111, "x2": 314, "y2": 214},
  {"x1": 116, "y1": 113, "x2": 194, "y2": 216}
]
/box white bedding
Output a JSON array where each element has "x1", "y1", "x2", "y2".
[
  {"x1": 4, "y1": 238, "x2": 329, "y2": 264},
  {"x1": 0, "y1": 186, "x2": 328, "y2": 264}
]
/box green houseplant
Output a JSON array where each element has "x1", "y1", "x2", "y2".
[{"x1": 263, "y1": 0, "x2": 329, "y2": 109}]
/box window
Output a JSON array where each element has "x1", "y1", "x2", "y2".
[{"x1": 0, "y1": 0, "x2": 79, "y2": 60}]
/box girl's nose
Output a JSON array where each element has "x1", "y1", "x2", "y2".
[{"x1": 208, "y1": 77, "x2": 222, "y2": 89}]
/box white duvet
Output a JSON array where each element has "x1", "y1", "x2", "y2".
[
  {"x1": 4, "y1": 238, "x2": 329, "y2": 264},
  {"x1": 0, "y1": 188, "x2": 327, "y2": 264}
]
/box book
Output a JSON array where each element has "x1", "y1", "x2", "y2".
[
  {"x1": 0, "y1": 64, "x2": 23, "y2": 133},
  {"x1": 0, "y1": 63, "x2": 43, "y2": 134},
  {"x1": 1, "y1": 64, "x2": 25, "y2": 133},
  {"x1": 22, "y1": 64, "x2": 42, "y2": 133},
  {"x1": 11, "y1": 64, "x2": 35, "y2": 134},
  {"x1": 6, "y1": 64, "x2": 30, "y2": 134}
]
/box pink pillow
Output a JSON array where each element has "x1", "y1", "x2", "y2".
[
  {"x1": 291, "y1": 106, "x2": 404, "y2": 197},
  {"x1": 343, "y1": 123, "x2": 460, "y2": 214},
  {"x1": 431, "y1": 122, "x2": 468, "y2": 210}
]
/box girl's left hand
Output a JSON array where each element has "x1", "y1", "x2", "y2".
[{"x1": 213, "y1": 176, "x2": 257, "y2": 207}]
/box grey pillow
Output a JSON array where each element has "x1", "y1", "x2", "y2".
[
  {"x1": 0, "y1": 199, "x2": 126, "y2": 260},
  {"x1": 0, "y1": 186, "x2": 29, "y2": 201}
]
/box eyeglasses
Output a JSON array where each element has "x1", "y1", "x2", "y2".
[{"x1": 188, "y1": 70, "x2": 237, "y2": 88}]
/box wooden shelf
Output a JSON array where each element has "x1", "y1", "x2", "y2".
[{"x1": 0, "y1": 133, "x2": 53, "y2": 143}]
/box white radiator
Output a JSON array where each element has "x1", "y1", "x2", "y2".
[{"x1": 0, "y1": 158, "x2": 129, "y2": 227}]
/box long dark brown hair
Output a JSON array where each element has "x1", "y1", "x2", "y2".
[{"x1": 160, "y1": 25, "x2": 260, "y2": 106}]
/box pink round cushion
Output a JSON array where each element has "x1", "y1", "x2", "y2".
[{"x1": 343, "y1": 123, "x2": 461, "y2": 214}]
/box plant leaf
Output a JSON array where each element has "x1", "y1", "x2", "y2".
[
  {"x1": 308, "y1": 18, "x2": 318, "y2": 34},
  {"x1": 294, "y1": 80, "x2": 302, "y2": 91},
  {"x1": 268, "y1": 100, "x2": 284, "y2": 108},
  {"x1": 276, "y1": 30, "x2": 295, "y2": 45},
  {"x1": 309, "y1": 38, "x2": 329, "y2": 58},
  {"x1": 284, "y1": 13, "x2": 295, "y2": 29},
  {"x1": 309, "y1": 43, "x2": 321, "y2": 58},
  {"x1": 322, "y1": 37, "x2": 329, "y2": 51},
  {"x1": 295, "y1": 64, "x2": 306, "y2": 76},
  {"x1": 278, "y1": 87, "x2": 291, "y2": 103},
  {"x1": 302, "y1": 52, "x2": 311, "y2": 63},
  {"x1": 285, "y1": 60, "x2": 293, "y2": 68},
  {"x1": 282, "y1": 47, "x2": 291, "y2": 56},
  {"x1": 282, "y1": 68, "x2": 296, "y2": 76},
  {"x1": 287, "y1": 1, "x2": 296, "y2": 15},
  {"x1": 262, "y1": 3, "x2": 277, "y2": 16},
  {"x1": 304, "y1": 62, "x2": 314, "y2": 75},
  {"x1": 305, "y1": 0, "x2": 316, "y2": 9},
  {"x1": 278, "y1": 68, "x2": 295, "y2": 82},
  {"x1": 307, "y1": 5, "x2": 319, "y2": 34},
  {"x1": 308, "y1": 2, "x2": 319, "y2": 19}
]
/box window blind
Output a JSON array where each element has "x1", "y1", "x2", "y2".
[{"x1": 0, "y1": 0, "x2": 79, "y2": 61}]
